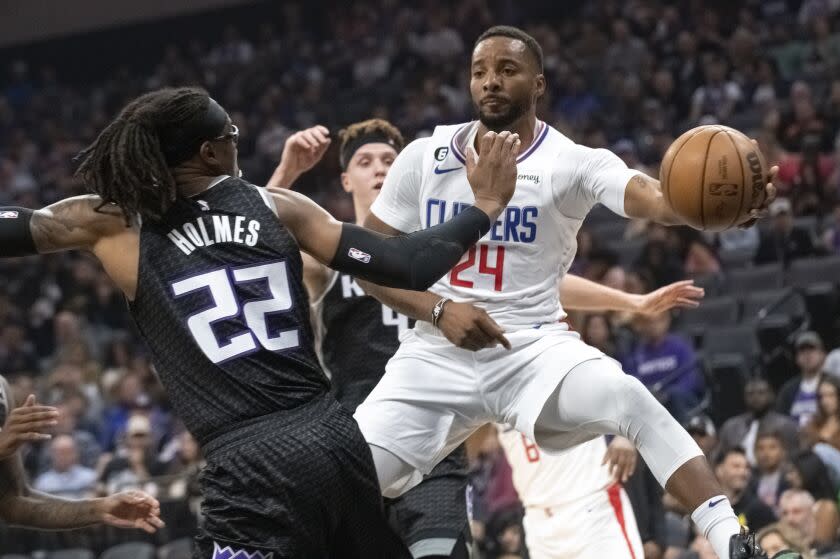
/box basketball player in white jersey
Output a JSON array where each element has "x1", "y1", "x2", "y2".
[
  {"x1": 498, "y1": 429, "x2": 642, "y2": 559},
  {"x1": 354, "y1": 25, "x2": 789, "y2": 559},
  {"x1": 269, "y1": 120, "x2": 707, "y2": 558}
]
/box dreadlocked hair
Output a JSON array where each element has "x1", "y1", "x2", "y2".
[
  {"x1": 339, "y1": 118, "x2": 405, "y2": 154},
  {"x1": 75, "y1": 87, "x2": 211, "y2": 223}
]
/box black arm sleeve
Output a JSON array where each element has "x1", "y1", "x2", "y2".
[
  {"x1": 330, "y1": 205, "x2": 491, "y2": 290},
  {"x1": 0, "y1": 208, "x2": 36, "y2": 257}
]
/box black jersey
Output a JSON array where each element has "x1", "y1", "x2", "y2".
[
  {"x1": 130, "y1": 177, "x2": 328, "y2": 444},
  {"x1": 314, "y1": 271, "x2": 412, "y2": 410}
]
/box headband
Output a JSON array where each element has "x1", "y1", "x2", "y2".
[
  {"x1": 160, "y1": 98, "x2": 229, "y2": 166},
  {"x1": 340, "y1": 132, "x2": 398, "y2": 170}
]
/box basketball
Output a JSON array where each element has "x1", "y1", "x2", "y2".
[{"x1": 659, "y1": 125, "x2": 769, "y2": 232}]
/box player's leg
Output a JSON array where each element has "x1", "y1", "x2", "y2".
[
  {"x1": 386, "y1": 446, "x2": 471, "y2": 559},
  {"x1": 355, "y1": 329, "x2": 487, "y2": 497},
  {"x1": 534, "y1": 357, "x2": 746, "y2": 559}
]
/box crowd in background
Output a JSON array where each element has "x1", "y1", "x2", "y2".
[{"x1": 3, "y1": 0, "x2": 840, "y2": 557}]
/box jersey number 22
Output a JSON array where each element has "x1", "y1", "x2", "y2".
[{"x1": 172, "y1": 261, "x2": 299, "y2": 363}]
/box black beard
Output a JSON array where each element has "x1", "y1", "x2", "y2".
[{"x1": 476, "y1": 99, "x2": 529, "y2": 132}]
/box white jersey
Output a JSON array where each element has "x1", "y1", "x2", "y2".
[
  {"x1": 371, "y1": 120, "x2": 637, "y2": 329},
  {"x1": 498, "y1": 426, "x2": 613, "y2": 509}
]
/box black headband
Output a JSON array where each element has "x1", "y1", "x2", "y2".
[
  {"x1": 160, "y1": 98, "x2": 229, "y2": 166},
  {"x1": 340, "y1": 132, "x2": 398, "y2": 170}
]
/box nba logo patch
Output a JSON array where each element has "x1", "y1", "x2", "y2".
[
  {"x1": 212, "y1": 542, "x2": 274, "y2": 559},
  {"x1": 434, "y1": 147, "x2": 449, "y2": 161},
  {"x1": 0, "y1": 211, "x2": 19, "y2": 218},
  {"x1": 348, "y1": 247, "x2": 371, "y2": 263}
]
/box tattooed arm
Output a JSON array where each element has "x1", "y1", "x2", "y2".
[
  {"x1": 29, "y1": 195, "x2": 127, "y2": 253},
  {"x1": 0, "y1": 378, "x2": 162, "y2": 532}
]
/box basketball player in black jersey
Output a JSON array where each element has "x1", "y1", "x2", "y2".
[
  {"x1": 0, "y1": 87, "x2": 520, "y2": 558},
  {"x1": 268, "y1": 119, "x2": 709, "y2": 558},
  {"x1": 0, "y1": 375, "x2": 163, "y2": 531}
]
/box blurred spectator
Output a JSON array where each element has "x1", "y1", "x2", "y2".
[
  {"x1": 162, "y1": 430, "x2": 203, "y2": 501},
  {"x1": 99, "y1": 414, "x2": 167, "y2": 495},
  {"x1": 718, "y1": 377, "x2": 800, "y2": 465},
  {"x1": 756, "y1": 522, "x2": 815, "y2": 559},
  {"x1": 785, "y1": 452, "x2": 840, "y2": 551},
  {"x1": 689, "y1": 53, "x2": 742, "y2": 124},
  {"x1": 36, "y1": 401, "x2": 101, "y2": 474},
  {"x1": 33, "y1": 434, "x2": 97, "y2": 498},
  {"x1": 481, "y1": 505, "x2": 526, "y2": 559},
  {"x1": 754, "y1": 431, "x2": 792, "y2": 509},
  {"x1": 683, "y1": 237, "x2": 722, "y2": 277},
  {"x1": 755, "y1": 197, "x2": 818, "y2": 265},
  {"x1": 802, "y1": 375, "x2": 840, "y2": 451},
  {"x1": 685, "y1": 414, "x2": 719, "y2": 461},
  {"x1": 777, "y1": 134, "x2": 836, "y2": 216},
  {"x1": 715, "y1": 447, "x2": 777, "y2": 531},
  {"x1": 779, "y1": 488, "x2": 840, "y2": 554},
  {"x1": 625, "y1": 461, "x2": 666, "y2": 559},
  {"x1": 821, "y1": 201, "x2": 840, "y2": 255},
  {"x1": 468, "y1": 426, "x2": 520, "y2": 543},
  {"x1": 621, "y1": 311, "x2": 704, "y2": 422},
  {"x1": 100, "y1": 372, "x2": 146, "y2": 451},
  {"x1": 778, "y1": 331, "x2": 828, "y2": 427},
  {"x1": 0, "y1": 320, "x2": 38, "y2": 374},
  {"x1": 636, "y1": 240, "x2": 683, "y2": 288},
  {"x1": 826, "y1": 342, "x2": 840, "y2": 377},
  {"x1": 580, "y1": 313, "x2": 618, "y2": 358}
]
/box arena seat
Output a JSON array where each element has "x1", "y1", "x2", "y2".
[
  {"x1": 726, "y1": 263, "x2": 784, "y2": 293},
  {"x1": 741, "y1": 288, "x2": 807, "y2": 325},
  {"x1": 47, "y1": 551, "x2": 94, "y2": 559},
  {"x1": 157, "y1": 538, "x2": 193, "y2": 559},
  {"x1": 100, "y1": 543, "x2": 155, "y2": 559},
  {"x1": 679, "y1": 295, "x2": 739, "y2": 328},
  {"x1": 718, "y1": 246, "x2": 758, "y2": 269},
  {"x1": 787, "y1": 256, "x2": 840, "y2": 288},
  {"x1": 702, "y1": 325, "x2": 760, "y2": 365}
]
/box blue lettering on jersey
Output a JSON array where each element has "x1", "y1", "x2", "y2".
[{"x1": 425, "y1": 198, "x2": 539, "y2": 244}]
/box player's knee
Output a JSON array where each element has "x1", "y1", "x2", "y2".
[{"x1": 608, "y1": 372, "x2": 658, "y2": 421}]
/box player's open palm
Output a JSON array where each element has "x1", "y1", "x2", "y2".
[
  {"x1": 637, "y1": 279, "x2": 704, "y2": 316},
  {"x1": 98, "y1": 490, "x2": 165, "y2": 533},
  {"x1": 466, "y1": 131, "x2": 520, "y2": 209},
  {"x1": 438, "y1": 301, "x2": 511, "y2": 351},
  {"x1": 0, "y1": 395, "x2": 58, "y2": 461}
]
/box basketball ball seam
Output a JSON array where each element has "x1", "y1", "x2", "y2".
[
  {"x1": 699, "y1": 130, "x2": 723, "y2": 230},
  {"x1": 724, "y1": 130, "x2": 747, "y2": 230},
  {"x1": 663, "y1": 127, "x2": 707, "y2": 215}
]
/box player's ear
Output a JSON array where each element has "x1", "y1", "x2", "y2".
[
  {"x1": 198, "y1": 141, "x2": 224, "y2": 172},
  {"x1": 534, "y1": 74, "x2": 546, "y2": 100},
  {"x1": 340, "y1": 172, "x2": 353, "y2": 194}
]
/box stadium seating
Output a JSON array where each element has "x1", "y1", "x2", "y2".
[
  {"x1": 47, "y1": 551, "x2": 94, "y2": 559},
  {"x1": 157, "y1": 538, "x2": 193, "y2": 559},
  {"x1": 726, "y1": 263, "x2": 785, "y2": 293},
  {"x1": 100, "y1": 543, "x2": 155, "y2": 559},
  {"x1": 787, "y1": 256, "x2": 840, "y2": 288}
]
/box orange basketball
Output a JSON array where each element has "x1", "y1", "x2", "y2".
[{"x1": 659, "y1": 125, "x2": 769, "y2": 232}]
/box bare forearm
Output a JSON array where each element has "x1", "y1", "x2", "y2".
[
  {"x1": 623, "y1": 175, "x2": 682, "y2": 226},
  {"x1": 358, "y1": 280, "x2": 441, "y2": 322},
  {"x1": 560, "y1": 274, "x2": 642, "y2": 313},
  {"x1": 2, "y1": 491, "x2": 104, "y2": 530},
  {"x1": 266, "y1": 162, "x2": 298, "y2": 191}
]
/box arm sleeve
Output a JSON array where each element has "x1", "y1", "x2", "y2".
[
  {"x1": 553, "y1": 144, "x2": 638, "y2": 218},
  {"x1": 330, "y1": 206, "x2": 490, "y2": 291},
  {"x1": 369, "y1": 138, "x2": 428, "y2": 233}
]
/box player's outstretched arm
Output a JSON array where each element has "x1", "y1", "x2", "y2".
[
  {"x1": 274, "y1": 131, "x2": 519, "y2": 292},
  {"x1": 0, "y1": 195, "x2": 125, "y2": 256},
  {"x1": 560, "y1": 275, "x2": 704, "y2": 315},
  {"x1": 622, "y1": 143, "x2": 778, "y2": 228},
  {"x1": 0, "y1": 381, "x2": 162, "y2": 532}
]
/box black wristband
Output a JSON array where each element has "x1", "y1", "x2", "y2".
[
  {"x1": 330, "y1": 206, "x2": 491, "y2": 291},
  {"x1": 0, "y1": 208, "x2": 37, "y2": 257}
]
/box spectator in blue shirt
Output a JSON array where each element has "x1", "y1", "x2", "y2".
[{"x1": 621, "y1": 311, "x2": 704, "y2": 422}]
